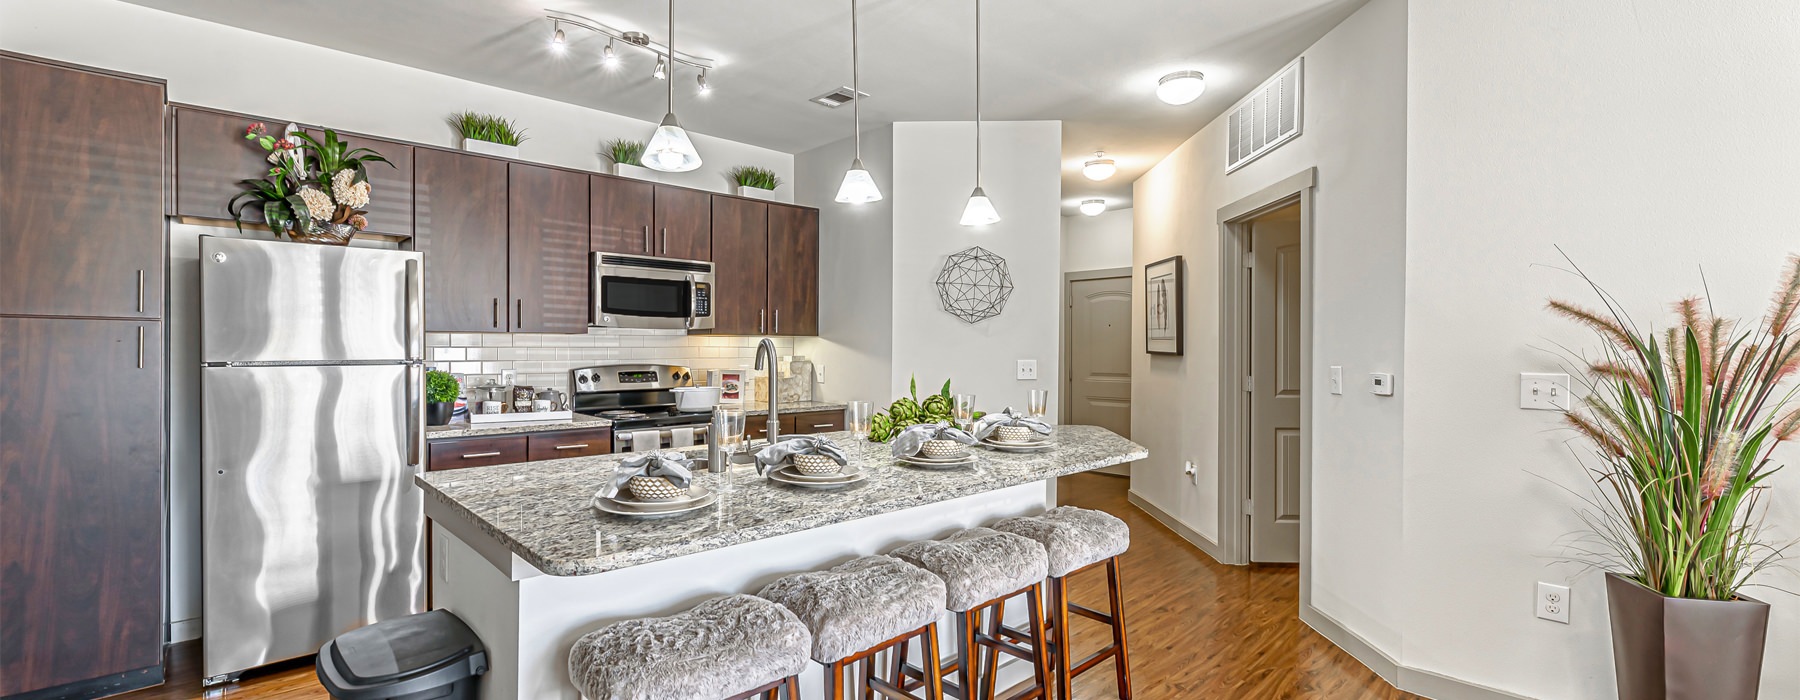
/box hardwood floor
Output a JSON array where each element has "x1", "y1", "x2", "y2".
[{"x1": 124, "y1": 471, "x2": 1412, "y2": 700}]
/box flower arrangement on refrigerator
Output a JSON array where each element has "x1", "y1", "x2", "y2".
[{"x1": 228, "y1": 122, "x2": 391, "y2": 242}]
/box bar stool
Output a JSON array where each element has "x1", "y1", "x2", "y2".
[
  {"x1": 993, "y1": 507, "x2": 1133, "y2": 700},
  {"x1": 759, "y1": 555, "x2": 949, "y2": 700},
  {"x1": 567, "y1": 594, "x2": 811, "y2": 699},
  {"x1": 890, "y1": 528, "x2": 1053, "y2": 700}
]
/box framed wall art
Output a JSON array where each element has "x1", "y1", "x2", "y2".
[{"x1": 1144, "y1": 255, "x2": 1184, "y2": 355}]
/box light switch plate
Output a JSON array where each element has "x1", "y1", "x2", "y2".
[
  {"x1": 1369, "y1": 372, "x2": 1395, "y2": 396},
  {"x1": 1017, "y1": 359, "x2": 1038, "y2": 380},
  {"x1": 1329, "y1": 366, "x2": 1344, "y2": 395},
  {"x1": 1520, "y1": 372, "x2": 1571, "y2": 410}
]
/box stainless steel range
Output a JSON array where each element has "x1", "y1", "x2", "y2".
[{"x1": 570, "y1": 364, "x2": 714, "y2": 452}]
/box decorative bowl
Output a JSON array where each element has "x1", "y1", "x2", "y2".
[
  {"x1": 995, "y1": 425, "x2": 1035, "y2": 443},
  {"x1": 626, "y1": 476, "x2": 685, "y2": 502},
  {"x1": 920, "y1": 439, "x2": 965, "y2": 460},
  {"x1": 791, "y1": 453, "x2": 842, "y2": 476}
]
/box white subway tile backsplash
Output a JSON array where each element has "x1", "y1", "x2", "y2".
[
  {"x1": 426, "y1": 333, "x2": 451, "y2": 347},
  {"x1": 434, "y1": 331, "x2": 798, "y2": 395}
]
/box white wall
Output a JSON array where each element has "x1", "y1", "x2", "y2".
[
  {"x1": 891, "y1": 122, "x2": 1063, "y2": 418},
  {"x1": 1131, "y1": 0, "x2": 1408, "y2": 653},
  {"x1": 1, "y1": 0, "x2": 794, "y2": 644},
  {"x1": 794, "y1": 128, "x2": 895, "y2": 406},
  {"x1": 1062, "y1": 208, "x2": 1134, "y2": 273},
  {"x1": 1403, "y1": 1, "x2": 1800, "y2": 697}
]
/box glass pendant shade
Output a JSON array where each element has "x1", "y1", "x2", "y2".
[
  {"x1": 959, "y1": 187, "x2": 1001, "y2": 226},
  {"x1": 642, "y1": 113, "x2": 702, "y2": 172},
  {"x1": 835, "y1": 158, "x2": 882, "y2": 203}
]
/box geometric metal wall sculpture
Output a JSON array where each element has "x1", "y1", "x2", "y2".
[{"x1": 935, "y1": 246, "x2": 1014, "y2": 323}]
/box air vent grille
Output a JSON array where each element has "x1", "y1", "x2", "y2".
[
  {"x1": 810, "y1": 86, "x2": 871, "y2": 108},
  {"x1": 1227, "y1": 58, "x2": 1303, "y2": 173}
]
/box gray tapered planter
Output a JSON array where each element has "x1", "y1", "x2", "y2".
[{"x1": 1606, "y1": 573, "x2": 1769, "y2": 699}]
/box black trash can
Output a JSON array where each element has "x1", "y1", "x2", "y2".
[{"x1": 317, "y1": 609, "x2": 488, "y2": 700}]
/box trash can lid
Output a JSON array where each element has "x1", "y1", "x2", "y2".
[{"x1": 326, "y1": 610, "x2": 485, "y2": 686}]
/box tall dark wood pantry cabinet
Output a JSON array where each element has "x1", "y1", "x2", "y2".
[{"x1": 0, "y1": 51, "x2": 169, "y2": 699}]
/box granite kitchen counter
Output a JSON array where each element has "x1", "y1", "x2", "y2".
[
  {"x1": 743, "y1": 400, "x2": 847, "y2": 416},
  {"x1": 415, "y1": 425, "x2": 1144, "y2": 577},
  {"x1": 425, "y1": 412, "x2": 611, "y2": 440}
]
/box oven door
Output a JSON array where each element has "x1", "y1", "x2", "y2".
[{"x1": 593, "y1": 255, "x2": 713, "y2": 330}]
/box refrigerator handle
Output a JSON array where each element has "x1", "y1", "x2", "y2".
[
  {"x1": 405, "y1": 259, "x2": 423, "y2": 361},
  {"x1": 406, "y1": 363, "x2": 423, "y2": 467}
]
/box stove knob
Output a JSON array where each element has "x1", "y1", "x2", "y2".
[
  {"x1": 675, "y1": 370, "x2": 689, "y2": 384},
  {"x1": 576, "y1": 373, "x2": 590, "y2": 386}
]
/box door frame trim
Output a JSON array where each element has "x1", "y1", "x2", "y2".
[
  {"x1": 1216, "y1": 167, "x2": 1315, "y2": 571},
  {"x1": 1059, "y1": 267, "x2": 1133, "y2": 423}
]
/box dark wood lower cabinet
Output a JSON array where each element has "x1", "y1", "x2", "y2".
[
  {"x1": 0, "y1": 317, "x2": 165, "y2": 698},
  {"x1": 427, "y1": 426, "x2": 613, "y2": 471}
]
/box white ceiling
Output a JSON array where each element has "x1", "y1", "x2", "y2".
[{"x1": 121, "y1": 0, "x2": 1365, "y2": 215}]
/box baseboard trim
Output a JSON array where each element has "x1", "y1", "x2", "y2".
[
  {"x1": 1300, "y1": 606, "x2": 1532, "y2": 700},
  {"x1": 169, "y1": 617, "x2": 202, "y2": 643},
  {"x1": 1126, "y1": 490, "x2": 1230, "y2": 564}
]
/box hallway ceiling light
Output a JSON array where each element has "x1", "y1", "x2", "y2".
[
  {"x1": 1082, "y1": 152, "x2": 1116, "y2": 181},
  {"x1": 1156, "y1": 70, "x2": 1206, "y2": 105},
  {"x1": 1079, "y1": 199, "x2": 1106, "y2": 216},
  {"x1": 959, "y1": 0, "x2": 999, "y2": 226},
  {"x1": 835, "y1": 0, "x2": 882, "y2": 204},
  {"x1": 641, "y1": 0, "x2": 701, "y2": 172}
]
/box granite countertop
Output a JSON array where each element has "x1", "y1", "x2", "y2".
[
  {"x1": 415, "y1": 425, "x2": 1145, "y2": 577},
  {"x1": 743, "y1": 400, "x2": 847, "y2": 417},
  {"x1": 426, "y1": 412, "x2": 612, "y2": 440}
]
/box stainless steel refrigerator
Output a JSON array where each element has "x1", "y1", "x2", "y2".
[{"x1": 199, "y1": 235, "x2": 425, "y2": 683}]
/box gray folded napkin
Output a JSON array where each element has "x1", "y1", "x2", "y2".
[
  {"x1": 754, "y1": 435, "x2": 850, "y2": 475},
  {"x1": 890, "y1": 422, "x2": 978, "y2": 458},
  {"x1": 972, "y1": 407, "x2": 1053, "y2": 441},
  {"x1": 609, "y1": 451, "x2": 695, "y2": 493}
]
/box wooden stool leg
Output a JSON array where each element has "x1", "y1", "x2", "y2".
[
  {"x1": 826, "y1": 660, "x2": 847, "y2": 700},
  {"x1": 1049, "y1": 576, "x2": 1072, "y2": 700},
  {"x1": 861, "y1": 655, "x2": 879, "y2": 700},
  {"x1": 1107, "y1": 558, "x2": 1132, "y2": 699},
  {"x1": 924, "y1": 622, "x2": 947, "y2": 700},
  {"x1": 1025, "y1": 582, "x2": 1051, "y2": 699},
  {"x1": 979, "y1": 600, "x2": 1002, "y2": 700},
  {"x1": 956, "y1": 611, "x2": 978, "y2": 700},
  {"x1": 786, "y1": 675, "x2": 801, "y2": 700}
]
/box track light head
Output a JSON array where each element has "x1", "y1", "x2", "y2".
[
  {"x1": 550, "y1": 20, "x2": 566, "y2": 50},
  {"x1": 653, "y1": 56, "x2": 668, "y2": 79},
  {"x1": 696, "y1": 69, "x2": 711, "y2": 94},
  {"x1": 602, "y1": 41, "x2": 618, "y2": 66}
]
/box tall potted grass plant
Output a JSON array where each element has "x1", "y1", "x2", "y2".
[{"x1": 1552, "y1": 255, "x2": 1799, "y2": 699}]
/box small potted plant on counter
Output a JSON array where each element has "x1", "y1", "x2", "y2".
[
  {"x1": 426, "y1": 370, "x2": 460, "y2": 426},
  {"x1": 728, "y1": 165, "x2": 782, "y2": 200},
  {"x1": 229, "y1": 123, "x2": 391, "y2": 245},
  {"x1": 449, "y1": 111, "x2": 527, "y2": 158},
  {"x1": 1550, "y1": 255, "x2": 1800, "y2": 700},
  {"x1": 603, "y1": 139, "x2": 656, "y2": 182}
]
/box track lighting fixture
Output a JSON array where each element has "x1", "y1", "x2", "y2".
[
  {"x1": 1082, "y1": 152, "x2": 1117, "y2": 181},
  {"x1": 550, "y1": 20, "x2": 566, "y2": 50},
  {"x1": 653, "y1": 56, "x2": 668, "y2": 80},
  {"x1": 602, "y1": 40, "x2": 618, "y2": 66},
  {"x1": 1079, "y1": 199, "x2": 1106, "y2": 216},
  {"x1": 697, "y1": 69, "x2": 711, "y2": 94},
  {"x1": 542, "y1": 9, "x2": 718, "y2": 84}
]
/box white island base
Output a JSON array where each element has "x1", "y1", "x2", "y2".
[{"x1": 430, "y1": 482, "x2": 1054, "y2": 700}]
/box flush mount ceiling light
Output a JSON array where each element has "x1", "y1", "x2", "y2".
[
  {"x1": 1156, "y1": 70, "x2": 1206, "y2": 105},
  {"x1": 1079, "y1": 199, "x2": 1106, "y2": 216},
  {"x1": 959, "y1": 0, "x2": 999, "y2": 226},
  {"x1": 640, "y1": 0, "x2": 701, "y2": 172},
  {"x1": 1082, "y1": 151, "x2": 1116, "y2": 181},
  {"x1": 835, "y1": 0, "x2": 882, "y2": 204}
]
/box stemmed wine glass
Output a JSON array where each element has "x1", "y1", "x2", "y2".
[
  {"x1": 848, "y1": 401, "x2": 873, "y2": 444},
  {"x1": 953, "y1": 394, "x2": 977, "y2": 432},
  {"x1": 715, "y1": 407, "x2": 746, "y2": 491}
]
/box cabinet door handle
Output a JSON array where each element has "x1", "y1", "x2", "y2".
[
  {"x1": 811, "y1": 423, "x2": 835, "y2": 429},
  {"x1": 553, "y1": 443, "x2": 590, "y2": 450},
  {"x1": 136, "y1": 270, "x2": 145, "y2": 313},
  {"x1": 774, "y1": 309, "x2": 780, "y2": 334},
  {"x1": 644, "y1": 225, "x2": 651, "y2": 253},
  {"x1": 461, "y1": 451, "x2": 503, "y2": 459},
  {"x1": 516, "y1": 299, "x2": 523, "y2": 329},
  {"x1": 136, "y1": 326, "x2": 145, "y2": 369},
  {"x1": 759, "y1": 309, "x2": 766, "y2": 334},
  {"x1": 660, "y1": 228, "x2": 668, "y2": 255},
  {"x1": 493, "y1": 298, "x2": 500, "y2": 328}
]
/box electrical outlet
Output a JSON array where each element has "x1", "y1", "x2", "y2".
[
  {"x1": 815, "y1": 363, "x2": 826, "y2": 384},
  {"x1": 1329, "y1": 366, "x2": 1344, "y2": 395},
  {"x1": 1536, "y1": 582, "x2": 1570, "y2": 624},
  {"x1": 1017, "y1": 359, "x2": 1038, "y2": 380},
  {"x1": 1520, "y1": 372, "x2": 1571, "y2": 410}
]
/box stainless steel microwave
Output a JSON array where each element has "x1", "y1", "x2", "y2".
[{"x1": 592, "y1": 253, "x2": 714, "y2": 330}]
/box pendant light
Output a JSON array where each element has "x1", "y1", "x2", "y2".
[
  {"x1": 835, "y1": 0, "x2": 882, "y2": 204},
  {"x1": 959, "y1": 0, "x2": 999, "y2": 226},
  {"x1": 642, "y1": 0, "x2": 702, "y2": 172}
]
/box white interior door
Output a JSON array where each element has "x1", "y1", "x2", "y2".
[
  {"x1": 1067, "y1": 274, "x2": 1132, "y2": 474},
  {"x1": 1250, "y1": 210, "x2": 1303, "y2": 563}
]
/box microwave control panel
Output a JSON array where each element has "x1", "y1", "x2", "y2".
[{"x1": 692, "y1": 282, "x2": 712, "y2": 317}]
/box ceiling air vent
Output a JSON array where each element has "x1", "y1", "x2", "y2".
[
  {"x1": 1226, "y1": 58, "x2": 1303, "y2": 173},
  {"x1": 810, "y1": 86, "x2": 871, "y2": 108}
]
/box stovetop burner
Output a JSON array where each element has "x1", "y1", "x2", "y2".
[{"x1": 597, "y1": 409, "x2": 648, "y2": 420}]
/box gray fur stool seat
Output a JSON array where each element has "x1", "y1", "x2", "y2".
[
  {"x1": 890, "y1": 528, "x2": 1047, "y2": 613},
  {"x1": 758, "y1": 555, "x2": 948, "y2": 699},
  {"x1": 567, "y1": 594, "x2": 811, "y2": 700},
  {"x1": 991, "y1": 506, "x2": 1130, "y2": 577}
]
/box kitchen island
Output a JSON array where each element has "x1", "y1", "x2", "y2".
[{"x1": 417, "y1": 425, "x2": 1145, "y2": 700}]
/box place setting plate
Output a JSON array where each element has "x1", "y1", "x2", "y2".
[
  {"x1": 766, "y1": 463, "x2": 867, "y2": 489},
  {"x1": 896, "y1": 451, "x2": 979, "y2": 469},
  {"x1": 979, "y1": 438, "x2": 1054, "y2": 453},
  {"x1": 592, "y1": 484, "x2": 718, "y2": 518}
]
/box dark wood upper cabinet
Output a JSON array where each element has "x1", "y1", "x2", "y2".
[
  {"x1": 591, "y1": 175, "x2": 655, "y2": 255},
  {"x1": 311, "y1": 130, "x2": 414, "y2": 238},
  {"x1": 709, "y1": 196, "x2": 769, "y2": 335},
  {"x1": 0, "y1": 56, "x2": 165, "y2": 320},
  {"x1": 653, "y1": 185, "x2": 712, "y2": 261},
  {"x1": 414, "y1": 148, "x2": 508, "y2": 332},
  {"x1": 172, "y1": 105, "x2": 273, "y2": 224},
  {"x1": 767, "y1": 204, "x2": 820, "y2": 336},
  {"x1": 1, "y1": 317, "x2": 165, "y2": 696},
  {"x1": 507, "y1": 163, "x2": 589, "y2": 334}
]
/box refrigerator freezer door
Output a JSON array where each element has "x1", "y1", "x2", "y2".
[
  {"x1": 201, "y1": 236, "x2": 423, "y2": 364},
  {"x1": 201, "y1": 364, "x2": 424, "y2": 679}
]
